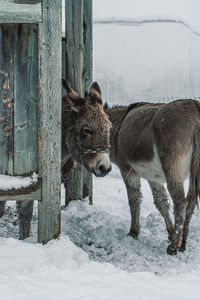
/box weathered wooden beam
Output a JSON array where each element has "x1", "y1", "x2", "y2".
[
  {"x1": 82, "y1": 0, "x2": 93, "y2": 204},
  {"x1": 65, "y1": 0, "x2": 84, "y2": 203},
  {"x1": 38, "y1": 0, "x2": 62, "y2": 244},
  {"x1": 14, "y1": 24, "x2": 38, "y2": 176},
  {"x1": 0, "y1": 0, "x2": 42, "y2": 23},
  {"x1": 0, "y1": 25, "x2": 14, "y2": 176},
  {"x1": 0, "y1": 188, "x2": 41, "y2": 202}
]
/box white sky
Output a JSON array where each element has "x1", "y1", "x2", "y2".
[{"x1": 93, "y1": 0, "x2": 200, "y2": 33}]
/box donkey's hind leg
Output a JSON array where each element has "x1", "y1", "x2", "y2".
[
  {"x1": 166, "y1": 181, "x2": 187, "y2": 255},
  {"x1": 121, "y1": 168, "x2": 142, "y2": 239},
  {"x1": 148, "y1": 181, "x2": 174, "y2": 241},
  {"x1": 0, "y1": 201, "x2": 6, "y2": 218},
  {"x1": 179, "y1": 192, "x2": 197, "y2": 252},
  {"x1": 17, "y1": 201, "x2": 34, "y2": 240}
]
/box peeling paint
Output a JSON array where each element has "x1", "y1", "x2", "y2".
[{"x1": 3, "y1": 78, "x2": 10, "y2": 90}]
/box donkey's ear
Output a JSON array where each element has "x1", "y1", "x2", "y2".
[
  {"x1": 62, "y1": 78, "x2": 85, "y2": 112},
  {"x1": 89, "y1": 81, "x2": 101, "y2": 97},
  {"x1": 88, "y1": 81, "x2": 102, "y2": 104}
]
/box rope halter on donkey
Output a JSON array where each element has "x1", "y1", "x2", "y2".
[{"x1": 81, "y1": 147, "x2": 110, "y2": 157}]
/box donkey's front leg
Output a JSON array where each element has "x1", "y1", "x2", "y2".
[
  {"x1": 148, "y1": 181, "x2": 174, "y2": 241},
  {"x1": 17, "y1": 201, "x2": 34, "y2": 240},
  {"x1": 166, "y1": 182, "x2": 187, "y2": 255},
  {"x1": 121, "y1": 169, "x2": 142, "y2": 238}
]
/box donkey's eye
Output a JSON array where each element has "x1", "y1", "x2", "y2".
[{"x1": 82, "y1": 128, "x2": 93, "y2": 136}]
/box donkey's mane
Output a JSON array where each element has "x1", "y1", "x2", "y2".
[
  {"x1": 104, "y1": 101, "x2": 162, "y2": 112},
  {"x1": 103, "y1": 102, "x2": 125, "y2": 110}
]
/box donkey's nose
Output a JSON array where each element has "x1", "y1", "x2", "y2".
[{"x1": 99, "y1": 164, "x2": 111, "y2": 176}]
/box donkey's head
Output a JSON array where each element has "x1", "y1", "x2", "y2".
[{"x1": 62, "y1": 79, "x2": 112, "y2": 177}]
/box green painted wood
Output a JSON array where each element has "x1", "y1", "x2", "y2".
[
  {"x1": 14, "y1": 24, "x2": 38, "y2": 176},
  {"x1": 38, "y1": 0, "x2": 62, "y2": 244},
  {"x1": 65, "y1": 0, "x2": 84, "y2": 202},
  {"x1": 0, "y1": 0, "x2": 42, "y2": 23},
  {"x1": 0, "y1": 25, "x2": 14, "y2": 176},
  {"x1": 82, "y1": 0, "x2": 93, "y2": 203}
]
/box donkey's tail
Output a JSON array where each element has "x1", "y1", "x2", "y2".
[{"x1": 189, "y1": 117, "x2": 200, "y2": 207}]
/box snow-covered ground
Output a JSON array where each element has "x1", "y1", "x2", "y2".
[{"x1": 0, "y1": 166, "x2": 200, "y2": 299}]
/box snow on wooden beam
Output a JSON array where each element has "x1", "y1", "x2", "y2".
[{"x1": 0, "y1": 173, "x2": 41, "y2": 201}]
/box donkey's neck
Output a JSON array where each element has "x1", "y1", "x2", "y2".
[{"x1": 104, "y1": 105, "x2": 129, "y2": 162}]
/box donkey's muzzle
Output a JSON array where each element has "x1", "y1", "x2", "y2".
[
  {"x1": 98, "y1": 164, "x2": 112, "y2": 177},
  {"x1": 90, "y1": 152, "x2": 111, "y2": 177}
]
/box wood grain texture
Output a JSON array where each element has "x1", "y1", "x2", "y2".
[
  {"x1": 0, "y1": 188, "x2": 41, "y2": 201},
  {"x1": 82, "y1": 0, "x2": 93, "y2": 203},
  {"x1": 0, "y1": 25, "x2": 14, "y2": 176},
  {"x1": 38, "y1": 0, "x2": 62, "y2": 244},
  {"x1": 0, "y1": 0, "x2": 42, "y2": 23},
  {"x1": 14, "y1": 24, "x2": 38, "y2": 176},
  {"x1": 0, "y1": 185, "x2": 41, "y2": 201},
  {"x1": 65, "y1": 0, "x2": 84, "y2": 202}
]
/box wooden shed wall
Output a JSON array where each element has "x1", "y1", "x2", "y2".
[{"x1": 0, "y1": 24, "x2": 38, "y2": 176}]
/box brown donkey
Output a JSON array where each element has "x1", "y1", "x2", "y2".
[
  {"x1": 0, "y1": 80, "x2": 112, "y2": 240},
  {"x1": 62, "y1": 79, "x2": 112, "y2": 178},
  {"x1": 104, "y1": 98, "x2": 200, "y2": 255}
]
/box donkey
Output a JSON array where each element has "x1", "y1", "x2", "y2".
[
  {"x1": 61, "y1": 79, "x2": 112, "y2": 178},
  {"x1": 103, "y1": 97, "x2": 200, "y2": 255},
  {"x1": 0, "y1": 80, "x2": 112, "y2": 240}
]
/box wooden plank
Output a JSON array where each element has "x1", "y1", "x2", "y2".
[
  {"x1": 14, "y1": 24, "x2": 38, "y2": 176},
  {"x1": 0, "y1": 188, "x2": 41, "y2": 201},
  {"x1": 38, "y1": 0, "x2": 62, "y2": 244},
  {"x1": 82, "y1": 0, "x2": 93, "y2": 94},
  {"x1": 0, "y1": 25, "x2": 14, "y2": 176},
  {"x1": 82, "y1": 0, "x2": 93, "y2": 203},
  {"x1": 0, "y1": 0, "x2": 42, "y2": 23},
  {"x1": 65, "y1": 0, "x2": 83, "y2": 203}
]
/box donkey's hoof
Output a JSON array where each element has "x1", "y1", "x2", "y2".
[
  {"x1": 167, "y1": 244, "x2": 177, "y2": 255},
  {"x1": 128, "y1": 230, "x2": 139, "y2": 239},
  {"x1": 178, "y1": 241, "x2": 186, "y2": 252}
]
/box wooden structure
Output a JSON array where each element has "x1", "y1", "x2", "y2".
[
  {"x1": 0, "y1": 0, "x2": 62, "y2": 243},
  {"x1": 63, "y1": 0, "x2": 93, "y2": 204}
]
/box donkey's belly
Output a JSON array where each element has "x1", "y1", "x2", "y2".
[
  {"x1": 132, "y1": 147, "x2": 166, "y2": 184},
  {"x1": 132, "y1": 146, "x2": 192, "y2": 184}
]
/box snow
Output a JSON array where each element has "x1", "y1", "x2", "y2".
[
  {"x1": 0, "y1": 173, "x2": 38, "y2": 190},
  {"x1": 0, "y1": 166, "x2": 200, "y2": 299}
]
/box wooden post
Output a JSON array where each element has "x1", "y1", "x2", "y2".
[
  {"x1": 38, "y1": 0, "x2": 62, "y2": 243},
  {"x1": 65, "y1": 0, "x2": 84, "y2": 203},
  {"x1": 82, "y1": 0, "x2": 93, "y2": 204}
]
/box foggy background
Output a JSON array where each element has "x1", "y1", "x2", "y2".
[{"x1": 93, "y1": 0, "x2": 200, "y2": 105}]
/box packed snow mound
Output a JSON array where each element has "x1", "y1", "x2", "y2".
[{"x1": 93, "y1": 0, "x2": 200, "y2": 35}]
